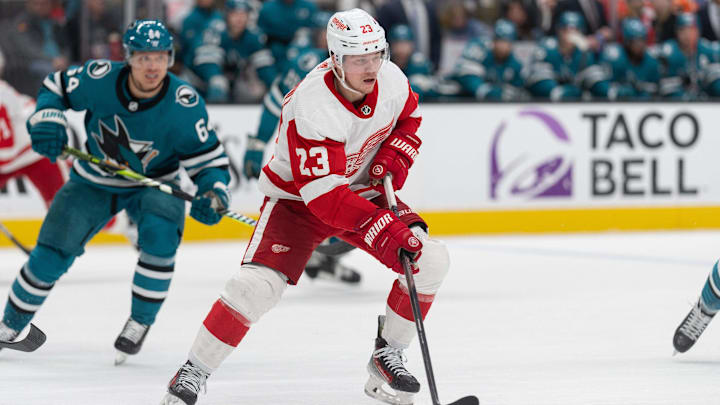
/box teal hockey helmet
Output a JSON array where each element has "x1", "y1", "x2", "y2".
[
  {"x1": 622, "y1": 18, "x2": 647, "y2": 42},
  {"x1": 676, "y1": 12, "x2": 698, "y2": 29},
  {"x1": 494, "y1": 19, "x2": 517, "y2": 41},
  {"x1": 226, "y1": 0, "x2": 251, "y2": 11},
  {"x1": 123, "y1": 19, "x2": 175, "y2": 66},
  {"x1": 558, "y1": 11, "x2": 586, "y2": 32},
  {"x1": 388, "y1": 24, "x2": 414, "y2": 42}
]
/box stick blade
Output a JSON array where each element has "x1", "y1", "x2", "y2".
[
  {"x1": 446, "y1": 396, "x2": 480, "y2": 405},
  {"x1": 0, "y1": 323, "x2": 47, "y2": 352}
]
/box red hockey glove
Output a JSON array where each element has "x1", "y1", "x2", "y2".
[
  {"x1": 358, "y1": 209, "x2": 423, "y2": 274},
  {"x1": 368, "y1": 132, "x2": 421, "y2": 190}
]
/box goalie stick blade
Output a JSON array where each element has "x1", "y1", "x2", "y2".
[
  {"x1": 445, "y1": 396, "x2": 480, "y2": 405},
  {"x1": 0, "y1": 323, "x2": 46, "y2": 352}
]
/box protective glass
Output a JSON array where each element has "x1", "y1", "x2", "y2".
[{"x1": 341, "y1": 50, "x2": 387, "y2": 73}]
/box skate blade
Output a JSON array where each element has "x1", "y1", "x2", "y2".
[
  {"x1": 364, "y1": 373, "x2": 414, "y2": 405},
  {"x1": 114, "y1": 351, "x2": 129, "y2": 366}
]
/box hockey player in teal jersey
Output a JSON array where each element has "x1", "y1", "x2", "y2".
[
  {"x1": 257, "y1": 0, "x2": 317, "y2": 72},
  {"x1": 526, "y1": 12, "x2": 614, "y2": 100},
  {"x1": 222, "y1": 0, "x2": 277, "y2": 97},
  {"x1": 657, "y1": 12, "x2": 720, "y2": 99},
  {"x1": 0, "y1": 20, "x2": 232, "y2": 364},
  {"x1": 387, "y1": 25, "x2": 438, "y2": 101},
  {"x1": 600, "y1": 18, "x2": 660, "y2": 100},
  {"x1": 179, "y1": 0, "x2": 228, "y2": 102},
  {"x1": 453, "y1": 19, "x2": 527, "y2": 101}
]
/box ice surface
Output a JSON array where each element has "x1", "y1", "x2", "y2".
[{"x1": 2, "y1": 231, "x2": 720, "y2": 405}]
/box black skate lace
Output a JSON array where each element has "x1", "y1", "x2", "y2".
[
  {"x1": 176, "y1": 363, "x2": 208, "y2": 395},
  {"x1": 680, "y1": 304, "x2": 713, "y2": 340},
  {"x1": 373, "y1": 346, "x2": 412, "y2": 377},
  {"x1": 120, "y1": 319, "x2": 148, "y2": 344}
]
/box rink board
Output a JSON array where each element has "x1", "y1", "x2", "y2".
[{"x1": 2, "y1": 103, "x2": 719, "y2": 247}]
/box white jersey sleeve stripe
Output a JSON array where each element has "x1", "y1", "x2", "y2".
[
  {"x1": 180, "y1": 143, "x2": 225, "y2": 168},
  {"x1": 185, "y1": 157, "x2": 230, "y2": 178},
  {"x1": 299, "y1": 174, "x2": 347, "y2": 204}
]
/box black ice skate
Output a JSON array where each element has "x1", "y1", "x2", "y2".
[
  {"x1": 161, "y1": 361, "x2": 209, "y2": 405},
  {"x1": 673, "y1": 299, "x2": 715, "y2": 354},
  {"x1": 114, "y1": 317, "x2": 150, "y2": 365},
  {"x1": 304, "y1": 253, "x2": 361, "y2": 284},
  {"x1": 365, "y1": 315, "x2": 420, "y2": 405}
]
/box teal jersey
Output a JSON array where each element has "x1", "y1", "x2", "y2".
[
  {"x1": 452, "y1": 37, "x2": 525, "y2": 100},
  {"x1": 527, "y1": 37, "x2": 610, "y2": 100},
  {"x1": 35, "y1": 60, "x2": 229, "y2": 192},
  {"x1": 657, "y1": 39, "x2": 720, "y2": 98},
  {"x1": 257, "y1": 0, "x2": 317, "y2": 69},
  {"x1": 401, "y1": 52, "x2": 438, "y2": 101},
  {"x1": 180, "y1": 7, "x2": 226, "y2": 82},
  {"x1": 259, "y1": 47, "x2": 326, "y2": 142},
  {"x1": 600, "y1": 43, "x2": 660, "y2": 99},
  {"x1": 222, "y1": 27, "x2": 277, "y2": 88}
]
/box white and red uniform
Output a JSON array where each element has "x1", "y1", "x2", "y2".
[
  {"x1": 0, "y1": 80, "x2": 65, "y2": 206},
  {"x1": 187, "y1": 59, "x2": 450, "y2": 375},
  {"x1": 247, "y1": 59, "x2": 424, "y2": 282}
]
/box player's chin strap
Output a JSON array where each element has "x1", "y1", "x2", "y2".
[
  {"x1": 331, "y1": 63, "x2": 364, "y2": 97},
  {"x1": 62, "y1": 147, "x2": 258, "y2": 227}
]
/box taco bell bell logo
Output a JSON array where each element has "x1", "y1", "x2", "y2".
[{"x1": 490, "y1": 109, "x2": 573, "y2": 200}]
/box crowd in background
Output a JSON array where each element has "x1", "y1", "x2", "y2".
[{"x1": 2, "y1": 0, "x2": 720, "y2": 102}]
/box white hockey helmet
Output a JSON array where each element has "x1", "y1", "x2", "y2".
[{"x1": 326, "y1": 9, "x2": 388, "y2": 80}]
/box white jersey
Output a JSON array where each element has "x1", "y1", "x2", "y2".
[
  {"x1": 0, "y1": 80, "x2": 41, "y2": 174},
  {"x1": 258, "y1": 59, "x2": 421, "y2": 208}
]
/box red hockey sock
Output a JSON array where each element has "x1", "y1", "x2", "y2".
[
  {"x1": 386, "y1": 279, "x2": 434, "y2": 322},
  {"x1": 202, "y1": 299, "x2": 251, "y2": 347}
]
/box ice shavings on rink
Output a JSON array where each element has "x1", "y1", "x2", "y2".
[{"x1": 2, "y1": 231, "x2": 720, "y2": 404}]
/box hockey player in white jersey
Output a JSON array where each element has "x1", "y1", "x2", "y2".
[
  {"x1": 0, "y1": 48, "x2": 65, "y2": 208},
  {"x1": 161, "y1": 9, "x2": 451, "y2": 405}
]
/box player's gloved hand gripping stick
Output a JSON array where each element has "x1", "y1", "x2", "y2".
[
  {"x1": 383, "y1": 176, "x2": 479, "y2": 405},
  {"x1": 62, "y1": 147, "x2": 257, "y2": 227}
]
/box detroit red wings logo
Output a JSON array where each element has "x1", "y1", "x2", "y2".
[
  {"x1": 345, "y1": 121, "x2": 393, "y2": 176},
  {"x1": 271, "y1": 244, "x2": 291, "y2": 253}
]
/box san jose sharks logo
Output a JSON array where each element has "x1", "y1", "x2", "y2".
[
  {"x1": 91, "y1": 115, "x2": 159, "y2": 173},
  {"x1": 87, "y1": 60, "x2": 112, "y2": 79}
]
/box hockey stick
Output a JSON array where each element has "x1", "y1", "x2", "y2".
[
  {"x1": 383, "y1": 176, "x2": 479, "y2": 405},
  {"x1": 63, "y1": 147, "x2": 257, "y2": 227},
  {"x1": 0, "y1": 221, "x2": 31, "y2": 256},
  {"x1": 0, "y1": 323, "x2": 46, "y2": 352}
]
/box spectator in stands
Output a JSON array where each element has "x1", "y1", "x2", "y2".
[
  {"x1": 538, "y1": 0, "x2": 559, "y2": 34},
  {"x1": 179, "y1": 0, "x2": 227, "y2": 102},
  {"x1": 66, "y1": 0, "x2": 124, "y2": 62},
  {"x1": 527, "y1": 11, "x2": 613, "y2": 100},
  {"x1": 600, "y1": 18, "x2": 660, "y2": 99},
  {"x1": 698, "y1": 0, "x2": 720, "y2": 41},
  {"x1": 376, "y1": 0, "x2": 443, "y2": 70},
  {"x1": 387, "y1": 24, "x2": 437, "y2": 100},
  {"x1": 257, "y1": 0, "x2": 317, "y2": 72},
  {"x1": 551, "y1": 0, "x2": 613, "y2": 52},
  {"x1": 502, "y1": 0, "x2": 544, "y2": 40},
  {"x1": 222, "y1": 0, "x2": 278, "y2": 102},
  {"x1": 652, "y1": 0, "x2": 697, "y2": 42},
  {"x1": 452, "y1": 19, "x2": 527, "y2": 100},
  {"x1": 657, "y1": 12, "x2": 720, "y2": 98},
  {"x1": 0, "y1": 0, "x2": 70, "y2": 97},
  {"x1": 437, "y1": 0, "x2": 491, "y2": 74}
]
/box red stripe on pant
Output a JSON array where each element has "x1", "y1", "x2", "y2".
[
  {"x1": 386, "y1": 279, "x2": 434, "y2": 321},
  {"x1": 203, "y1": 299, "x2": 251, "y2": 347}
]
